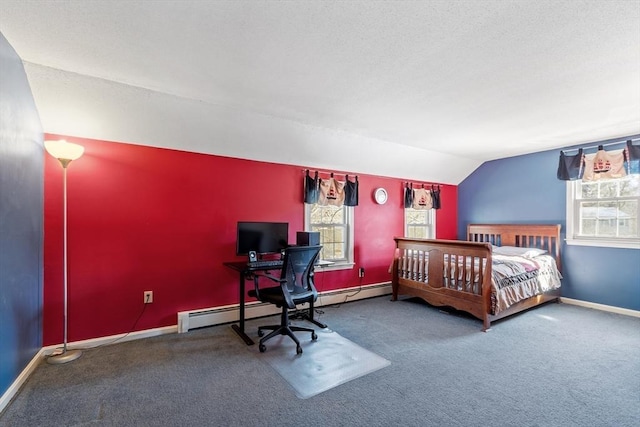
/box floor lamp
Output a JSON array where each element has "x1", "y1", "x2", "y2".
[{"x1": 45, "y1": 139, "x2": 84, "y2": 364}]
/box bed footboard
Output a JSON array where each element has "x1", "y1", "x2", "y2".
[{"x1": 392, "y1": 238, "x2": 493, "y2": 330}]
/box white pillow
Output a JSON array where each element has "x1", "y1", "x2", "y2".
[{"x1": 492, "y1": 245, "x2": 547, "y2": 258}]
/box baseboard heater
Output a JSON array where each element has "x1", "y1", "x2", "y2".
[{"x1": 177, "y1": 282, "x2": 392, "y2": 333}]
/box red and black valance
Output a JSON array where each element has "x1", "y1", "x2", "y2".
[
  {"x1": 304, "y1": 170, "x2": 359, "y2": 207},
  {"x1": 404, "y1": 182, "x2": 441, "y2": 210},
  {"x1": 557, "y1": 139, "x2": 639, "y2": 181}
]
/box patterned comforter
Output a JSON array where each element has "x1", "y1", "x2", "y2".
[{"x1": 490, "y1": 254, "x2": 562, "y2": 314}]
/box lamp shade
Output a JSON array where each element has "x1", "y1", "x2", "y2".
[{"x1": 44, "y1": 140, "x2": 84, "y2": 161}]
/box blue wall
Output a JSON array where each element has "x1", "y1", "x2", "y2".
[
  {"x1": 458, "y1": 136, "x2": 640, "y2": 311},
  {"x1": 0, "y1": 33, "x2": 44, "y2": 400}
]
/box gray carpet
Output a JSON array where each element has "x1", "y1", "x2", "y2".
[{"x1": 1, "y1": 296, "x2": 639, "y2": 426}]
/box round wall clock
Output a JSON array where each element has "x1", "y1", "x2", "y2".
[{"x1": 374, "y1": 188, "x2": 388, "y2": 205}]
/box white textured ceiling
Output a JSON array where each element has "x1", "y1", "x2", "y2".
[{"x1": 1, "y1": 0, "x2": 639, "y2": 183}]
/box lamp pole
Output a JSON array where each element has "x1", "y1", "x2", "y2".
[{"x1": 45, "y1": 140, "x2": 84, "y2": 364}]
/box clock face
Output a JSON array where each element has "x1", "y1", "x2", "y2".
[{"x1": 374, "y1": 188, "x2": 388, "y2": 204}]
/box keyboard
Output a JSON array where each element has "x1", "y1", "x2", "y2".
[{"x1": 247, "y1": 259, "x2": 284, "y2": 269}]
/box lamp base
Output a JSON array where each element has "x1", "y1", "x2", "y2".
[{"x1": 47, "y1": 349, "x2": 82, "y2": 364}]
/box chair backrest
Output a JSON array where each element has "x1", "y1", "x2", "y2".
[{"x1": 280, "y1": 245, "x2": 322, "y2": 295}]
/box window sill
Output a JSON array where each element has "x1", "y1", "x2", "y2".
[
  {"x1": 566, "y1": 238, "x2": 640, "y2": 250},
  {"x1": 314, "y1": 262, "x2": 355, "y2": 273}
]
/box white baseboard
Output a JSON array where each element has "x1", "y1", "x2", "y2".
[
  {"x1": 40, "y1": 325, "x2": 179, "y2": 356},
  {"x1": 0, "y1": 347, "x2": 46, "y2": 414},
  {"x1": 178, "y1": 282, "x2": 392, "y2": 332},
  {"x1": 560, "y1": 297, "x2": 640, "y2": 318}
]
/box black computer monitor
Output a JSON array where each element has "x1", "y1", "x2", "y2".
[{"x1": 236, "y1": 222, "x2": 289, "y2": 256}]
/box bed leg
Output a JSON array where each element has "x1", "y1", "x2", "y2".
[{"x1": 482, "y1": 318, "x2": 491, "y2": 332}]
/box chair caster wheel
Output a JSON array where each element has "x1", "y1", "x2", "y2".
[
  {"x1": 296, "y1": 346, "x2": 303, "y2": 355},
  {"x1": 259, "y1": 344, "x2": 266, "y2": 353},
  {"x1": 311, "y1": 332, "x2": 318, "y2": 341},
  {"x1": 258, "y1": 329, "x2": 264, "y2": 337}
]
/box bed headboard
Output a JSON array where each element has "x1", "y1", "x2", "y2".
[{"x1": 467, "y1": 224, "x2": 562, "y2": 271}]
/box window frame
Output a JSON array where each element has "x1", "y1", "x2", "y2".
[
  {"x1": 565, "y1": 176, "x2": 640, "y2": 250},
  {"x1": 403, "y1": 207, "x2": 436, "y2": 239},
  {"x1": 304, "y1": 203, "x2": 355, "y2": 271}
]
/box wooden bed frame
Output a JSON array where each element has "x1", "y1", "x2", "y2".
[{"x1": 391, "y1": 224, "x2": 562, "y2": 331}]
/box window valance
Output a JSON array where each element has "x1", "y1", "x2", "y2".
[
  {"x1": 557, "y1": 139, "x2": 639, "y2": 181},
  {"x1": 303, "y1": 170, "x2": 358, "y2": 207},
  {"x1": 404, "y1": 182, "x2": 441, "y2": 210}
]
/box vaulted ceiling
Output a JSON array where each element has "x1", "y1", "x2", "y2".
[{"x1": 1, "y1": 0, "x2": 638, "y2": 183}]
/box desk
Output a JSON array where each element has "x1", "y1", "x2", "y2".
[{"x1": 223, "y1": 260, "x2": 329, "y2": 345}]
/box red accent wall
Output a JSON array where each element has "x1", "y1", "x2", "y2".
[{"x1": 44, "y1": 134, "x2": 457, "y2": 344}]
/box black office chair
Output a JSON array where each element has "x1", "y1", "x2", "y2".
[{"x1": 249, "y1": 245, "x2": 322, "y2": 355}]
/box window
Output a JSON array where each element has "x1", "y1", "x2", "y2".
[
  {"x1": 566, "y1": 174, "x2": 640, "y2": 249},
  {"x1": 304, "y1": 203, "x2": 354, "y2": 269},
  {"x1": 404, "y1": 208, "x2": 435, "y2": 239}
]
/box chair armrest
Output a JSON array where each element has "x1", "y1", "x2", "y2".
[
  {"x1": 250, "y1": 272, "x2": 287, "y2": 302},
  {"x1": 255, "y1": 272, "x2": 285, "y2": 283},
  {"x1": 279, "y1": 281, "x2": 296, "y2": 309}
]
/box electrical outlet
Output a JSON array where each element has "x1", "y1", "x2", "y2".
[
  {"x1": 144, "y1": 291, "x2": 153, "y2": 304},
  {"x1": 358, "y1": 267, "x2": 365, "y2": 278}
]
